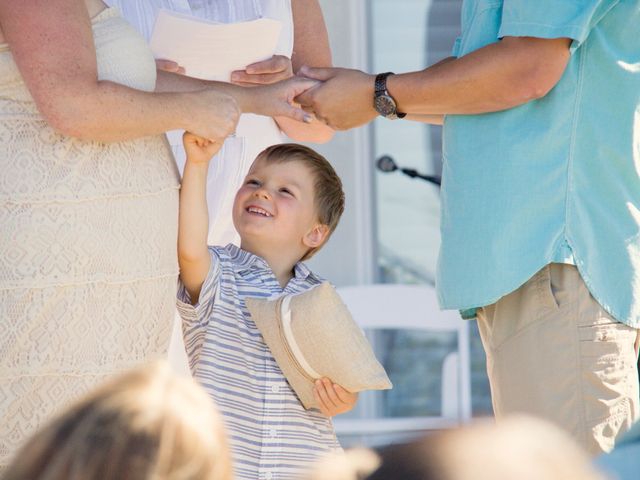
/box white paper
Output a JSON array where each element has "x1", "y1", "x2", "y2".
[{"x1": 150, "y1": 9, "x2": 282, "y2": 82}]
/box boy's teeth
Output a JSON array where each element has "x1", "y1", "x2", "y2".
[{"x1": 248, "y1": 207, "x2": 271, "y2": 217}]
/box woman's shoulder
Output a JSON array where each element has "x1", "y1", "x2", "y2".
[{"x1": 0, "y1": 0, "x2": 102, "y2": 44}]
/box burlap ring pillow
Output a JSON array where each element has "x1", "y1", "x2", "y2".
[{"x1": 245, "y1": 282, "x2": 392, "y2": 409}]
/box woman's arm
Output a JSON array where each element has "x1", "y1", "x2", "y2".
[
  {"x1": 156, "y1": 69, "x2": 317, "y2": 123},
  {"x1": 0, "y1": 0, "x2": 239, "y2": 142}
]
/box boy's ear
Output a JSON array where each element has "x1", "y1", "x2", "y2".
[{"x1": 303, "y1": 224, "x2": 330, "y2": 249}]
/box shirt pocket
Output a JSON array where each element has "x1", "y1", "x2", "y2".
[{"x1": 458, "y1": 0, "x2": 503, "y2": 56}]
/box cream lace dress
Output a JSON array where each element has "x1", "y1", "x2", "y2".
[{"x1": 0, "y1": 8, "x2": 180, "y2": 468}]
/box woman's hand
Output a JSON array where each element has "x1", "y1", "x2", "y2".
[
  {"x1": 231, "y1": 58, "x2": 335, "y2": 141},
  {"x1": 182, "y1": 132, "x2": 224, "y2": 165},
  {"x1": 233, "y1": 76, "x2": 318, "y2": 123},
  {"x1": 185, "y1": 89, "x2": 240, "y2": 141},
  {"x1": 313, "y1": 378, "x2": 358, "y2": 417},
  {"x1": 231, "y1": 55, "x2": 293, "y2": 86}
]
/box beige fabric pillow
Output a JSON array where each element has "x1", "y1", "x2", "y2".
[{"x1": 245, "y1": 282, "x2": 392, "y2": 410}]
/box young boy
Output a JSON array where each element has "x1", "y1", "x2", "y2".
[{"x1": 177, "y1": 133, "x2": 356, "y2": 480}]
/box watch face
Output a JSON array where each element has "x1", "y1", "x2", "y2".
[{"x1": 374, "y1": 94, "x2": 397, "y2": 116}]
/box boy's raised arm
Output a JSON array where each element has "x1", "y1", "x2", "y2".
[{"x1": 178, "y1": 133, "x2": 223, "y2": 303}]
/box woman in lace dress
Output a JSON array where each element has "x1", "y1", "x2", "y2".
[{"x1": 0, "y1": 0, "x2": 314, "y2": 468}]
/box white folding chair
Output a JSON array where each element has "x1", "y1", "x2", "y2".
[{"x1": 333, "y1": 284, "x2": 472, "y2": 443}]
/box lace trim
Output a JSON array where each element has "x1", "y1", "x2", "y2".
[
  {"x1": 0, "y1": 271, "x2": 179, "y2": 291},
  {"x1": 1, "y1": 185, "x2": 180, "y2": 206}
]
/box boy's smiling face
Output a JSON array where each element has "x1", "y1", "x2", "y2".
[{"x1": 232, "y1": 157, "x2": 328, "y2": 260}]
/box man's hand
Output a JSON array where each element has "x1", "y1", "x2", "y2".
[
  {"x1": 296, "y1": 66, "x2": 377, "y2": 130},
  {"x1": 182, "y1": 132, "x2": 224, "y2": 165},
  {"x1": 313, "y1": 378, "x2": 358, "y2": 417},
  {"x1": 231, "y1": 55, "x2": 294, "y2": 86}
]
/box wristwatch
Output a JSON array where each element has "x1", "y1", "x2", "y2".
[{"x1": 373, "y1": 72, "x2": 406, "y2": 120}]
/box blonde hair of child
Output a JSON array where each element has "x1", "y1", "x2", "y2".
[
  {"x1": 255, "y1": 143, "x2": 345, "y2": 260},
  {"x1": 2, "y1": 362, "x2": 232, "y2": 480}
]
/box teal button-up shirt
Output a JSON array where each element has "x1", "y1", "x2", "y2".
[{"x1": 437, "y1": 0, "x2": 640, "y2": 327}]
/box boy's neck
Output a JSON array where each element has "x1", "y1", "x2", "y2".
[
  {"x1": 240, "y1": 242, "x2": 303, "y2": 289},
  {"x1": 270, "y1": 260, "x2": 296, "y2": 289}
]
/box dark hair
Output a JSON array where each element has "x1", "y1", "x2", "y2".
[
  {"x1": 256, "y1": 143, "x2": 345, "y2": 259},
  {"x1": 308, "y1": 416, "x2": 604, "y2": 480},
  {"x1": 366, "y1": 440, "x2": 443, "y2": 480}
]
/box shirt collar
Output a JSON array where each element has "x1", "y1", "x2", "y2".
[
  {"x1": 292, "y1": 261, "x2": 317, "y2": 281},
  {"x1": 224, "y1": 244, "x2": 318, "y2": 282},
  {"x1": 225, "y1": 243, "x2": 265, "y2": 272}
]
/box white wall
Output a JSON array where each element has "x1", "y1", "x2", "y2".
[{"x1": 305, "y1": 0, "x2": 376, "y2": 287}]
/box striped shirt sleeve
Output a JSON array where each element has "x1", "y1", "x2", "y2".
[{"x1": 176, "y1": 247, "x2": 223, "y2": 372}]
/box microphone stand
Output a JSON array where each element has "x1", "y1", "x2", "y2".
[{"x1": 376, "y1": 155, "x2": 441, "y2": 187}]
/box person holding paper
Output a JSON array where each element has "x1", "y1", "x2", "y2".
[
  {"x1": 106, "y1": 0, "x2": 334, "y2": 246},
  {"x1": 0, "y1": 0, "x2": 316, "y2": 471},
  {"x1": 106, "y1": 0, "x2": 334, "y2": 378}
]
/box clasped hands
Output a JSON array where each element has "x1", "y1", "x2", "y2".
[
  {"x1": 228, "y1": 56, "x2": 377, "y2": 131},
  {"x1": 158, "y1": 55, "x2": 375, "y2": 132},
  {"x1": 229, "y1": 58, "x2": 376, "y2": 131}
]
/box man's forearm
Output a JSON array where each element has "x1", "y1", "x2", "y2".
[
  {"x1": 404, "y1": 114, "x2": 444, "y2": 125},
  {"x1": 388, "y1": 36, "x2": 571, "y2": 116},
  {"x1": 297, "y1": 36, "x2": 571, "y2": 130}
]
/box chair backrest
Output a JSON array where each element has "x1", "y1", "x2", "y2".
[
  {"x1": 338, "y1": 284, "x2": 462, "y2": 330},
  {"x1": 334, "y1": 284, "x2": 472, "y2": 443}
]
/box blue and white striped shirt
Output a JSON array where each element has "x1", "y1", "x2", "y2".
[{"x1": 177, "y1": 244, "x2": 341, "y2": 480}]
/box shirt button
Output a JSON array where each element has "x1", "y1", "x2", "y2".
[
  {"x1": 265, "y1": 472, "x2": 273, "y2": 480},
  {"x1": 269, "y1": 428, "x2": 277, "y2": 438},
  {"x1": 271, "y1": 384, "x2": 279, "y2": 393}
]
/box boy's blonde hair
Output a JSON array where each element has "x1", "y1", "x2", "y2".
[
  {"x1": 3, "y1": 362, "x2": 232, "y2": 480},
  {"x1": 255, "y1": 143, "x2": 345, "y2": 260}
]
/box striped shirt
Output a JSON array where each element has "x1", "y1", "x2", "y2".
[{"x1": 177, "y1": 244, "x2": 341, "y2": 480}]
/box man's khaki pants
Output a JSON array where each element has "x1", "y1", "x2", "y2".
[{"x1": 476, "y1": 263, "x2": 640, "y2": 455}]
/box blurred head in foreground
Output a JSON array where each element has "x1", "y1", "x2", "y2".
[
  {"x1": 3, "y1": 362, "x2": 232, "y2": 480},
  {"x1": 307, "y1": 415, "x2": 605, "y2": 480}
]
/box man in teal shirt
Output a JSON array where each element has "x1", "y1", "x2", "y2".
[{"x1": 298, "y1": 0, "x2": 640, "y2": 454}]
